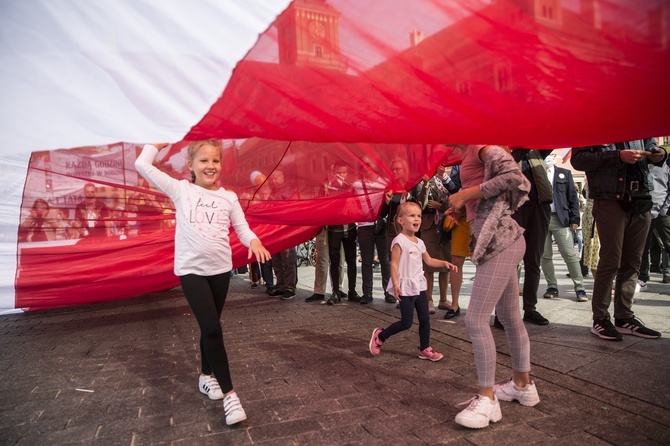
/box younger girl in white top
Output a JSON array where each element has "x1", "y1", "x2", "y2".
[
  {"x1": 135, "y1": 140, "x2": 271, "y2": 426},
  {"x1": 369, "y1": 201, "x2": 457, "y2": 361}
]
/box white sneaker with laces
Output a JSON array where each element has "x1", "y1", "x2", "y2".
[
  {"x1": 454, "y1": 394, "x2": 502, "y2": 429},
  {"x1": 223, "y1": 392, "x2": 247, "y2": 425},
  {"x1": 199, "y1": 374, "x2": 224, "y2": 400},
  {"x1": 493, "y1": 378, "x2": 540, "y2": 406}
]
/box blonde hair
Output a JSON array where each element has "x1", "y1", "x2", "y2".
[
  {"x1": 394, "y1": 201, "x2": 421, "y2": 233},
  {"x1": 187, "y1": 139, "x2": 223, "y2": 183}
]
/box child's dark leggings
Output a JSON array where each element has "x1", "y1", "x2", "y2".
[
  {"x1": 180, "y1": 272, "x2": 232, "y2": 393},
  {"x1": 380, "y1": 290, "x2": 430, "y2": 350}
]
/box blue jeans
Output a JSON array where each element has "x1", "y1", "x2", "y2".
[{"x1": 381, "y1": 291, "x2": 431, "y2": 350}]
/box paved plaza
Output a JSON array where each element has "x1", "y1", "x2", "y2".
[{"x1": 1, "y1": 245, "x2": 670, "y2": 445}]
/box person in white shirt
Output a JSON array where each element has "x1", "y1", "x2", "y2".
[
  {"x1": 135, "y1": 141, "x2": 270, "y2": 426},
  {"x1": 540, "y1": 154, "x2": 588, "y2": 302},
  {"x1": 369, "y1": 202, "x2": 457, "y2": 362}
]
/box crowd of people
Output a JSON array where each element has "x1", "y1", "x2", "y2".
[
  {"x1": 24, "y1": 139, "x2": 665, "y2": 430},
  {"x1": 18, "y1": 182, "x2": 176, "y2": 243},
  {"x1": 242, "y1": 139, "x2": 668, "y2": 429}
]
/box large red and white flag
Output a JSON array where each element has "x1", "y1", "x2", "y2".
[{"x1": 1, "y1": 0, "x2": 669, "y2": 312}]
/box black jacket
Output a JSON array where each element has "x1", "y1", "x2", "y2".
[
  {"x1": 551, "y1": 167, "x2": 579, "y2": 227},
  {"x1": 571, "y1": 139, "x2": 666, "y2": 201}
]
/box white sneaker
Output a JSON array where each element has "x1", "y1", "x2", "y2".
[
  {"x1": 454, "y1": 395, "x2": 502, "y2": 429},
  {"x1": 223, "y1": 392, "x2": 247, "y2": 425},
  {"x1": 493, "y1": 378, "x2": 540, "y2": 406},
  {"x1": 198, "y1": 374, "x2": 224, "y2": 400},
  {"x1": 637, "y1": 279, "x2": 647, "y2": 290}
]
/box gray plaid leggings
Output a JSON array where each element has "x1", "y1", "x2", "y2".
[{"x1": 464, "y1": 236, "x2": 531, "y2": 387}]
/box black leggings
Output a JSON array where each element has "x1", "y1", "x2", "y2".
[{"x1": 180, "y1": 272, "x2": 232, "y2": 393}]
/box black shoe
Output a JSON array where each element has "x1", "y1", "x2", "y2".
[
  {"x1": 664, "y1": 275, "x2": 670, "y2": 284},
  {"x1": 592, "y1": 318, "x2": 623, "y2": 341},
  {"x1": 384, "y1": 293, "x2": 396, "y2": 303},
  {"x1": 268, "y1": 289, "x2": 283, "y2": 297},
  {"x1": 336, "y1": 290, "x2": 347, "y2": 299},
  {"x1": 615, "y1": 316, "x2": 661, "y2": 339},
  {"x1": 492, "y1": 316, "x2": 504, "y2": 329},
  {"x1": 347, "y1": 291, "x2": 361, "y2": 302},
  {"x1": 250, "y1": 283, "x2": 259, "y2": 289},
  {"x1": 266, "y1": 287, "x2": 276, "y2": 295},
  {"x1": 281, "y1": 290, "x2": 295, "y2": 300},
  {"x1": 444, "y1": 307, "x2": 460, "y2": 319},
  {"x1": 305, "y1": 293, "x2": 325, "y2": 302},
  {"x1": 326, "y1": 294, "x2": 341, "y2": 305},
  {"x1": 575, "y1": 290, "x2": 588, "y2": 302},
  {"x1": 523, "y1": 310, "x2": 549, "y2": 325},
  {"x1": 543, "y1": 288, "x2": 559, "y2": 299},
  {"x1": 360, "y1": 294, "x2": 373, "y2": 304}
]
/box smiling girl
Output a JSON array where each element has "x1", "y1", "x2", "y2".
[
  {"x1": 369, "y1": 201, "x2": 457, "y2": 361},
  {"x1": 135, "y1": 140, "x2": 271, "y2": 426}
]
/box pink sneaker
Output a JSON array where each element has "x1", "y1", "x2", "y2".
[
  {"x1": 369, "y1": 328, "x2": 384, "y2": 355},
  {"x1": 418, "y1": 347, "x2": 443, "y2": 362}
]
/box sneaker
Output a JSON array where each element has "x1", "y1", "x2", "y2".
[
  {"x1": 347, "y1": 291, "x2": 361, "y2": 302},
  {"x1": 198, "y1": 374, "x2": 224, "y2": 400},
  {"x1": 493, "y1": 378, "x2": 540, "y2": 407},
  {"x1": 543, "y1": 287, "x2": 559, "y2": 299},
  {"x1": 326, "y1": 294, "x2": 341, "y2": 305},
  {"x1": 369, "y1": 328, "x2": 384, "y2": 355},
  {"x1": 418, "y1": 347, "x2": 443, "y2": 362},
  {"x1": 615, "y1": 316, "x2": 661, "y2": 339},
  {"x1": 305, "y1": 293, "x2": 324, "y2": 302},
  {"x1": 222, "y1": 392, "x2": 247, "y2": 425},
  {"x1": 265, "y1": 287, "x2": 276, "y2": 295},
  {"x1": 454, "y1": 395, "x2": 502, "y2": 429},
  {"x1": 268, "y1": 288, "x2": 283, "y2": 297},
  {"x1": 360, "y1": 294, "x2": 373, "y2": 305},
  {"x1": 250, "y1": 282, "x2": 259, "y2": 289},
  {"x1": 575, "y1": 290, "x2": 588, "y2": 302},
  {"x1": 637, "y1": 279, "x2": 647, "y2": 290},
  {"x1": 384, "y1": 293, "x2": 396, "y2": 303},
  {"x1": 523, "y1": 310, "x2": 549, "y2": 325},
  {"x1": 281, "y1": 290, "x2": 295, "y2": 300},
  {"x1": 336, "y1": 290, "x2": 347, "y2": 299},
  {"x1": 591, "y1": 318, "x2": 623, "y2": 341}
]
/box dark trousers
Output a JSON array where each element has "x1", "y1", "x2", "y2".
[
  {"x1": 512, "y1": 203, "x2": 550, "y2": 311},
  {"x1": 380, "y1": 291, "x2": 431, "y2": 350},
  {"x1": 591, "y1": 200, "x2": 651, "y2": 321},
  {"x1": 357, "y1": 225, "x2": 390, "y2": 296},
  {"x1": 328, "y1": 227, "x2": 357, "y2": 294},
  {"x1": 179, "y1": 272, "x2": 233, "y2": 393},
  {"x1": 640, "y1": 215, "x2": 670, "y2": 281},
  {"x1": 272, "y1": 248, "x2": 296, "y2": 292}
]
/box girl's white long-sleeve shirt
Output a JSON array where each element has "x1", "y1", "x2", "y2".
[{"x1": 135, "y1": 145, "x2": 258, "y2": 276}]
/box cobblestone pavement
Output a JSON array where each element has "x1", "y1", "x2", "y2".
[{"x1": 1, "y1": 246, "x2": 670, "y2": 445}]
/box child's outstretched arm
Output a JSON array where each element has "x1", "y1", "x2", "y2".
[
  {"x1": 389, "y1": 243, "x2": 402, "y2": 301},
  {"x1": 248, "y1": 239, "x2": 271, "y2": 264},
  {"x1": 422, "y1": 252, "x2": 458, "y2": 272}
]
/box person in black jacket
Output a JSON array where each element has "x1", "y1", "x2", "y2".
[{"x1": 572, "y1": 139, "x2": 666, "y2": 341}]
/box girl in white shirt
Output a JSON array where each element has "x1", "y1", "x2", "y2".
[
  {"x1": 135, "y1": 140, "x2": 270, "y2": 426},
  {"x1": 368, "y1": 201, "x2": 457, "y2": 361}
]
